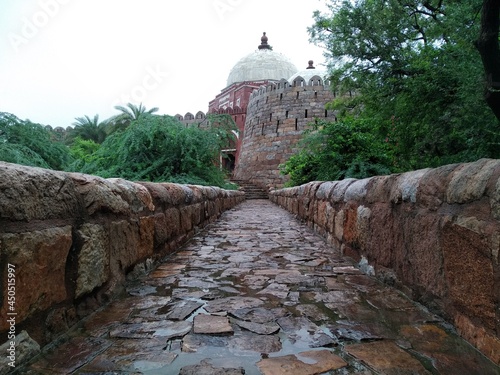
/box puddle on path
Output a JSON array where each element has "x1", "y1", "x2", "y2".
[{"x1": 23, "y1": 201, "x2": 500, "y2": 375}]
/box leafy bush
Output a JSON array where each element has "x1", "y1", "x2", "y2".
[
  {"x1": 282, "y1": 119, "x2": 392, "y2": 186},
  {"x1": 73, "y1": 114, "x2": 236, "y2": 186},
  {"x1": 0, "y1": 112, "x2": 72, "y2": 169}
]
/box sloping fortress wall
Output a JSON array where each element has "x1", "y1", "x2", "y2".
[
  {"x1": 233, "y1": 76, "x2": 337, "y2": 188},
  {"x1": 0, "y1": 162, "x2": 244, "y2": 350},
  {"x1": 270, "y1": 158, "x2": 500, "y2": 365}
]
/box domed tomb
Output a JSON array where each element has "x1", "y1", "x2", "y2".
[{"x1": 226, "y1": 32, "x2": 298, "y2": 87}]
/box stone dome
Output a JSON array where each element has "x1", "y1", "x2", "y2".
[
  {"x1": 288, "y1": 60, "x2": 327, "y2": 84},
  {"x1": 226, "y1": 33, "x2": 298, "y2": 87}
]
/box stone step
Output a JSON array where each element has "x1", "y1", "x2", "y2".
[{"x1": 231, "y1": 180, "x2": 268, "y2": 200}]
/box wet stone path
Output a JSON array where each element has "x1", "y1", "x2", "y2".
[{"x1": 25, "y1": 200, "x2": 500, "y2": 374}]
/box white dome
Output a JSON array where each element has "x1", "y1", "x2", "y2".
[
  {"x1": 288, "y1": 61, "x2": 327, "y2": 84},
  {"x1": 226, "y1": 33, "x2": 298, "y2": 87}
]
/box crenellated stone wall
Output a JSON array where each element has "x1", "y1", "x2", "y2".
[
  {"x1": 233, "y1": 77, "x2": 337, "y2": 189},
  {"x1": 0, "y1": 162, "x2": 244, "y2": 348},
  {"x1": 270, "y1": 158, "x2": 500, "y2": 365}
]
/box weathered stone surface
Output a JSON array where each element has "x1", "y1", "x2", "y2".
[
  {"x1": 356, "y1": 205, "x2": 371, "y2": 249},
  {"x1": 205, "y1": 297, "x2": 264, "y2": 314},
  {"x1": 257, "y1": 282, "x2": 289, "y2": 299},
  {"x1": 269, "y1": 160, "x2": 500, "y2": 365},
  {"x1": 108, "y1": 220, "x2": 145, "y2": 278},
  {"x1": 344, "y1": 178, "x2": 370, "y2": 202},
  {"x1": 230, "y1": 307, "x2": 288, "y2": 324},
  {"x1": 21, "y1": 199, "x2": 500, "y2": 373},
  {"x1": 30, "y1": 337, "x2": 112, "y2": 374},
  {"x1": 391, "y1": 168, "x2": 430, "y2": 204},
  {"x1": 453, "y1": 313, "x2": 500, "y2": 367},
  {"x1": 315, "y1": 181, "x2": 336, "y2": 200},
  {"x1": 0, "y1": 162, "x2": 79, "y2": 221},
  {"x1": 179, "y1": 360, "x2": 245, "y2": 375},
  {"x1": 182, "y1": 334, "x2": 230, "y2": 353},
  {"x1": 0, "y1": 226, "x2": 72, "y2": 329},
  {"x1": 446, "y1": 159, "x2": 499, "y2": 204},
  {"x1": 110, "y1": 320, "x2": 192, "y2": 339},
  {"x1": 193, "y1": 315, "x2": 233, "y2": 335},
  {"x1": 82, "y1": 338, "x2": 177, "y2": 372},
  {"x1": 70, "y1": 172, "x2": 130, "y2": 215},
  {"x1": 232, "y1": 318, "x2": 280, "y2": 335},
  {"x1": 166, "y1": 300, "x2": 204, "y2": 321},
  {"x1": 441, "y1": 222, "x2": 496, "y2": 329},
  {"x1": 229, "y1": 332, "x2": 282, "y2": 353},
  {"x1": 76, "y1": 223, "x2": 110, "y2": 298},
  {"x1": 346, "y1": 341, "x2": 431, "y2": 374},
  {"x1": 277, "y1": 316, "x2": 335, "y2": 347},
  {"x1": 107, "y1": 178, "x2": 155, "y2": 212},
  {"x1": 257, "y1": 350, "x2": 347, "y2": 375},
  {"x1": 0, "y1": 331, "x2": 40, "y2": 375}
]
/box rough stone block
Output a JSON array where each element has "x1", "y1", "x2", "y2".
[
  {"x1": 76, "y1": 224, "x2": 109, "y2": 298},
  {"x1": 441, "y1": 222, "x2": 495, "y2": 329},
  {"x1": 70, "y1": 173, "x2": 130, "y2": 216},
  {"x1": 107, "y1": 178, "x2": 155, "y2": 213},
  {"x1": 0, "y1": 162, "x2": 80, "y2": 221},
  {"x1": 390, "y1": 168, "x2": 430, "y2": 204},
  {"x1": 447, "y1": 159, "x2": 499, "y2": 204},
  {"x1": 0, "y1": 226, "x2": 72, "y2": 329}
]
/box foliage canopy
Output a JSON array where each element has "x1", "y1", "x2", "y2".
[
  {"x1": 0, "y1": 112, "x2": 72, "y2": 170},
  {"x1": 283, "y1": 0, "x2": 500, "y2": 186},
  {"x1": 74, "y1": 113, "x2": 236, "y2": 186}
]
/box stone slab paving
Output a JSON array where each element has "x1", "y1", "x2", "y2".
[{"x1": 23, "y1": 200, "x2": 500, "y2": 374}]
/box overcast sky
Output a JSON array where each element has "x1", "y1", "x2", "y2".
[{"x1": 0, "y1": 0, "x2": 329, "y2": 128}]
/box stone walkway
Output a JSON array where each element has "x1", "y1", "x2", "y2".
[{"x1": 23, "y1": 200, "x2": 500, "y2": 374}]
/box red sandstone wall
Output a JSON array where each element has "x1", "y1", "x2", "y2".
[
  {"x1": 270, "y1": 158, "x2": 500, "y2": 365},
  {"x1": 0, "y1": 162, "x2": 244, "y2": 346}
]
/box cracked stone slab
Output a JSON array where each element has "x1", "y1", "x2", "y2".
[
  {"x1": 182, "y1": 334, "x2": 230, "y2": 353},
  {"x1": 230, "y1": 307, "x2": 288, "y2": 324},
  {"x1": 81, "y1": 338, "x2": 177, "y2": 372},
  {"x1": 205, "y1": 297, "x2": 264, "y2": 314},
  {"x1": 110, "y1": 320, "x2": 192, "y2": 339},
  {"x1": 229, "y1": 332, "x2": 282, "y2": 353},
  {"x1": 29, "y1": 337, "x2": 112, "y2": 374},
  {"x1": 148, "y1": 263, "x2": 186, "y2": 278},
  {"x1": 257, "y1": 349, "x2": 347, "y2": 375},
  {"x1": 193, "y1": 314, "x2": 234, "y2": 335},
  {"x1": 257, "y1": 282, "x2": 290, "y2": 299},
  {"x1": 277, "y1": 316, "x2": 335, "y2": 348},
  {"x1": 346, "y1": 340, "x2": 431, "y2": 374},
  {"x1": 166, "y1": 300, "x2": 204, "y2": 321},
  {"x1": 231, "y1": 318, "x2": 280, "y2": 335}
]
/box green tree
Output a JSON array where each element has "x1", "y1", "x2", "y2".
[
  {"x1": 475, "y1": 0, "x2": 500, "y2": 121},
  {"x1": 0, "y1": 112, "x2": 72, "y2": 169},
  {"x1": 75, "y1": 114, "x2": 237, "y2": 187},
  {"x1": 69, "y1": 114, "x2": 107, "y2": 144},
  {"x1": 106, "y1": 103, "x2": 159, "y2": 134},
  {"x1": 305, "y1": 0, "x2": 500, "y2": 175},
  {"x1": 282, "y1": 119, "x2": 392, "y2": 186}
]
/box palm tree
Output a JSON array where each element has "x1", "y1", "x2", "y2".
[
  {"x1": 107, "y1": 103, "x2": 159, "y2": 134},
  {"x1": 115, "y1": 102, "x2": 159, "y2": 120},
  {"x1": 69, "y1": 114, "x2": 107, "y2": 144}
]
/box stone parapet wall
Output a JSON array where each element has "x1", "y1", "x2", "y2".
[
  {"x1": 269, "y1": 158, "x2": 500, "y2": 365},
  {"x1": 0, "y1": 162, "x2": 244, "y2": 347},
  {"x1": 234, "y1": 77, "x2": 336, "y2": 189}
]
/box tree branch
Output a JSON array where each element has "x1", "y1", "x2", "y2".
[{"x1": 475, "y1": 0, "x2": 500, "y2": 122}]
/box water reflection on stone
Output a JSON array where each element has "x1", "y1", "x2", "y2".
[{"x1": 24, "y1": 201, "x2": 500, "y2": 374}]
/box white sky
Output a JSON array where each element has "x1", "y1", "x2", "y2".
[{"x1": 0, "y1": 0, "x2": 329, "y2": 128}]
